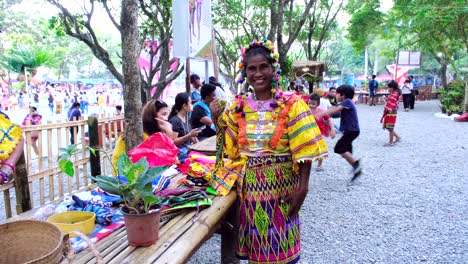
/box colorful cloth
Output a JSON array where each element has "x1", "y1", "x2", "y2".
[
  {"x1": 0, "y1": 111, "x2": 23, "y2": 161},
  {"x1": 312, "y1": 108, "x2": 331, "y2": 137},
  {"x1": 70, "y1": 210, "x2": 124, "y2": 253},
  {"x1": 212, "y1": 92, "x2": 328, "y2": 263},
  {"x1": 238, "y1": 155, "x2": 300, "y2": 263},
  {"x1": 381, "y1": 93, "x2": 399, "y2": 130},
  {"x1": 21, "y1": 113, "x2": 42, "y2": 126}
]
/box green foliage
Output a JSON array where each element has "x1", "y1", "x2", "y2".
[
  {"x1": 57, "y1": 144, "x2": 95, "y2": 177},
  {"x1": 2, "y1": 45, "x2": 60, "y2": 74},
  {"x1": 438, "y1": 81, "x2": 465, "y2": 113},
  {"x1": 346, "y1": 0, "x2": 384, "y2": 51},
  {"x1": 58, "y1": 144, "x2": 166, "y2": 214},
  {"x1": 90, "y1": 153, "x2": 167, "y2": 215}
]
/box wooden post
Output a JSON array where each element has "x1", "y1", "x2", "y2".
[
  {"x1": 186, "y1": 58, "x2": 191, "y2": 95},
  {"x1": 88, "y1": 116, "x2": 101, "y2": 177},
  {"x1": 221, "y1": 200, "x2": 240, "y2": 264},
  {"x1": 13, "y1": 152, "x2": 31, "y2": 214}
]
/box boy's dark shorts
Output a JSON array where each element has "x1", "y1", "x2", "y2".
[
  {"x1": 334, "y1": 131, "x2": 360, "y2": 154},
  {"x1": 369, "y1": 89, "x2": 377, "y2": 97}
]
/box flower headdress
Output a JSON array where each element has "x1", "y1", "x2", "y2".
[
  {"x1": 234, "y1": 38, "x2": 284, "y2": 113},
  {"x1": 236, "y1": 38, "x2": 281, "y2": 88}
]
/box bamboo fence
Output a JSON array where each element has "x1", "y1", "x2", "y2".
[{"x1": 0, "y1": 114, "x2": 125, "y2": 220}]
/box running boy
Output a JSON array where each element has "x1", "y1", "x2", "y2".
[
  {"x1": 315, "y1": 84, "x2": 362, "y2": 181},
  {"x1": 309, "y1": 93, "x2": 336, "y2": 171}
]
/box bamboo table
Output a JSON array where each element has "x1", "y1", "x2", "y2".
[
  {"x1": 72, "y1": 191, "x2": 237, "y2": 264},
  {"x1": 189, "y1": 135, "x2": 217, "y2": 156}
]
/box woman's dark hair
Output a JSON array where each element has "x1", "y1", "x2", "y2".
[
  {"x1": 309, "y1": 93, "x2": 321, "y2": 105},
  {"x1": 243, "y1": 46, "x2": 276, "y2": 68},
  {"x1": 387, "y1": 80, "x2": 399, "y2": 90},
  {"x1": 190, "y1": 74, "x2": 200, "y2": 84},
  {"x1": 169, "y1": 92, "x2": 190, "y2": 120},
  {"x1": 142, "y1": 99, "x2": 168, "y2": 135},
  {"x1": 201, "y1": 84, "x2": 216, "y2": 99},
  {"x1": 387, "y1": 80, "x2": 401, "y2": 94},
  {"x1": 336, "y1": 84, "x2": 355, "y2": 99}
]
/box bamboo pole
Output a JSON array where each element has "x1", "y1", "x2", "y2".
[
  {"x1": 88, "y1": 116, "x2": 101, "y2": 177},
  {"x1": 14, "y1": 152, "x2": 31, "y2": 215}
]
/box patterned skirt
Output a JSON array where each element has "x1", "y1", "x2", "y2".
[
  {"x1": 237, "y1": 155, "x2": 301, "y2": 264},
  {"x1": 383, "y1": 111, "x2": 397, "y2": 130}
]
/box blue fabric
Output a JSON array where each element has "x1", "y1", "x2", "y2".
[
  {"x1": 70, "y1": 195, "x2": 114, "y2": 225},
  {"x1": 191, "y1": 91, "x2": 201, "y2": 102},
  {"x1": 90, "y1": 190, "x2": 122, "y2": 203},
  {"x1": 339, "y1": 98, "x2": 360, "y2": 132},
  {"x1": 116, "y1": 175, "x2": 170, "y2": 193},
  {"x1": 412, "y1": 80, "x2": 419, "y2": 90},
  {"x1": 369, "y1": 79, "x2": 378, "y2": 90},
  {"x1": 191, "y1": 100, "x2": 216, "y2": 131}
]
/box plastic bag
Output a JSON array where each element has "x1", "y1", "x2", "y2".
[{"x1": 127, "y1": 132, "x2": 179, "y2": 167}]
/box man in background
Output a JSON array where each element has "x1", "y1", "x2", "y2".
[{"x1": 368, "y1": 75, "x2": 379, "y2": 106}]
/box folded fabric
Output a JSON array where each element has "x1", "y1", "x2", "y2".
[
  {"x1": 70, "y1": 195, "x2": 114, "y2": 225},
  {"x1": 211, "y1": 157, "x2": 247, "y2": 196},
  {"x1": 116, "y1": 174, "x2": 170, "y2": 193},
  {"x1": 127, "y1": 132, "x2": 179, "y2": 167},
  {"x1": 70, "y1": 210, "x2": 124, "y2": 253},
  {"x1": 90, "y1": 189, "x2": 122, "y2": 204}
]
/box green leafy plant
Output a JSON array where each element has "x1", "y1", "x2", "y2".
[
  {"x1": 89, "y1": 154, "x2": 168, "y2": 215},
  {"x1": 438, "y1": 81, "x2": 465, "y2": 113},
  {"x1": 57, "y1": 144, "x2": 95, "y2": 177},
  {"x1": 58, "y1": 145, "x2": 167, "y2": 215}
]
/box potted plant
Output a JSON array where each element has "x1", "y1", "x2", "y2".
[{"x1": 58, "y1": 145, "x2": 168, "y2": 247}]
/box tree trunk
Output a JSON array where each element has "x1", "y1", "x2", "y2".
[
  {"x1": 464, "y1": 81, "x2": 468, "y2": 112},
  {"x1": 440, "y1": 62, "x2": 448, "y2": 91},
  {"x1": 121, "y1": 0, "x2": 144, "y2": 151}
]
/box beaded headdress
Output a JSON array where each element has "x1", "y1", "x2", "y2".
[
  {"x1": 236, "y1": 38, "x2": 281, "y2": 88},
  {"x1": 234, "y1": 38, "x2": 285, "y2": 113}
]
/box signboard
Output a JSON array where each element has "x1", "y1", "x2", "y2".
[
  {"x1": 172, "y1": 0, "x2": 213, "y2": 60},
  {"x1": 326, "y1": 70, "x2": 342, "y2": 76},
  {"x1": 397, "y1": 51, "x2": 422, "y2": 66}
]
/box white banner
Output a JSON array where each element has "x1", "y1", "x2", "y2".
[
  {"x1": 172, "y1": 0, "x2": 190, "y2": 58},
  {"x1": 172, "y1": 0, "x2": 212, "y2": 60},
  {"x1": 397, "y1": 51, "x2": 422, "y2": 66}
]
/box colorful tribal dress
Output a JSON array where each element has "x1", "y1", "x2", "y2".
[
  {"x1": 0, "y1": 111, "x2": 23, "y2": 161},
  {"x1": 382, "y1": 92, "x2": 399, "y2": 130},
  {"x1": 215, "y1": 92, "x2": 328, "y2": 264}
]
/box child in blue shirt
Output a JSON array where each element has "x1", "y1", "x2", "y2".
[{"x1": 315, "y1": 84, "x2": 362, "y2": 181}]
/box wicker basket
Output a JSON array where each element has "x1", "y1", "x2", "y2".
[{"x1": 0, "y1": 220, "x2": 64, "y2": 264}]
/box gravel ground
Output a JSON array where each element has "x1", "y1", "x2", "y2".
[{"x1": 189, "y1": 100, "x2": 468, "y2": 264}]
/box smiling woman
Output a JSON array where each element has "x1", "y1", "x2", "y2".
[{"x1": 210, "y1": 39, "x2": 328, "y2": 264}]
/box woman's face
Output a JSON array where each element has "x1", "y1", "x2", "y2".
[
  {"x1": 157, "y1": 106, "x2": 169, "y2": 121},
  {"x1": 245, "y1": 54, "x2": 274, "y2": 94},
  {"x1": 184, "y1": 98, "x2": 194, "y2": 112}
]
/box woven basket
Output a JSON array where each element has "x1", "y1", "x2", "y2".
[{"x1": 0, "y1": 220, "x2": 64, "y2": 264}]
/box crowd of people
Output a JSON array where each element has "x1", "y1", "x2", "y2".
[{"x1": 0, "y1": 38, "x2": 421, "y2": 264}]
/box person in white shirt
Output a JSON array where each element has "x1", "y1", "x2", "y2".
[
  {"x1": 315, "y1": 89, "x2": 332, "y2": 111},
  {"x1": 401, "y1": 77, "x2": 413, "y2": 112}
]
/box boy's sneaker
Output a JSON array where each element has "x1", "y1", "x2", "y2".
[{"x1": 350, "y1": 159, "x2": 362, "y2": 182}]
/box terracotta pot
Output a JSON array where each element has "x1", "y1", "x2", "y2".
[{"x1": 122, "y1": 207, "x2": 161, "y2": 247}]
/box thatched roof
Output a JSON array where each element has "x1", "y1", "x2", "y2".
[{"x1": 292, "y1": 61, "x2": 327, "y2": 79}]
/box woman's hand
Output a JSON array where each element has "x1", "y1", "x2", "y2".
[
  {"x1": 209, "y1": 99, "x2": 221, "y2": 120},
  {"x1": 156, "y1": 118, "x2": 176, "y2": 139},
  {"x1": 188, "y1": 128, "x2": 201, "y2": 138},
  {"x1": 284, "y1": 188, "x2": 308, "y2": 218}
]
